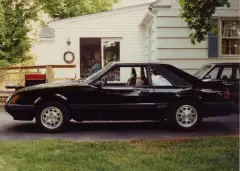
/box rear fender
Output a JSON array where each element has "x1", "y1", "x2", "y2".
[{"x1": 171, "y1": 90, "x2": 205, "y2": 109}]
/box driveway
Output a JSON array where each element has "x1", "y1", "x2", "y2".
[{"x1": 0, "y1": 108, "x2": 239, "y2": 141}]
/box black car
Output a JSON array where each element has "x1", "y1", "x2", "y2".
[
  {"x1": 5, "y1": 62, "x2": 234, "y2": 133},
  {"x1": 194, "y1": 63, "x2": 240, "y2": 110}
]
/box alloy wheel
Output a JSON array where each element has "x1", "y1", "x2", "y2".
[
  {"x1": 176, "y1": 105, "x2": 198, "y2": 128},
  {"x1": 40, "y1": 107, "x2": 63, "y2": 130}
]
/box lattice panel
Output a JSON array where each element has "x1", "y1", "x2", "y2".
[{"x1": 0, "y1": 95, "x2": 8, "y2": 105}]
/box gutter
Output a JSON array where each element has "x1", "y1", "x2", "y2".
[
  {"x1": 140, "y1": 0, "x2": 172, "y2": 26},
  {"x1": 140, "y1": 0, "x2": 160, "y2": 26},
  {"x1": 148, "y1": 0, "x2": 162, "y2": 15}
]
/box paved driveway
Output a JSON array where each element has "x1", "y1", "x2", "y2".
[{"x1": 0, "y1": 108, "x2": 239, "y2": 141}]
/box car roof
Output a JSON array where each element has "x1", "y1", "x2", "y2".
[
  {"x1": 111, "y1": 61, "x2": 163, "y2": 66},
  {"x1": 112, "y1": 62, "x2": 240, "y2": 65},
  {"x1": 210, "y1": 62, "x2": 240, "y2": 66}
]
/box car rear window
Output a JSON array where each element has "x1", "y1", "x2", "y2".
[{"x1": 150, "y1": 65, "x2": 192, "y2": 87}]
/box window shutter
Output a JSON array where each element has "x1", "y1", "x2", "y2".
[{"x1": 208, "y1": 18, "x2": 219, "y2": 58}]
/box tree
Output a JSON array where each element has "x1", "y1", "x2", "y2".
[
  {"x1": 0, "y1": 0, "x2": 117, "y2": 67},
  {"x1": 40, "y1": 0, "x2": 117, "y2": 19},
  {"x1": 0, "y1": 0, "x2": 40, "y2": 66},
  {"x1": 178, "y1": 0, "x2": 230, "y2": 44}
]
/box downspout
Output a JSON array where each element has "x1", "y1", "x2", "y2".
[{"x1": 147, "y1": 0, "x2": 161, "y2": 61}]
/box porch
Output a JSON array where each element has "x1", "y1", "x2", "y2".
[{"x1": 0, "y1": 65, "x2": 76, "y2": 105}]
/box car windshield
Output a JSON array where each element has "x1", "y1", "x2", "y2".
[
  {"x1": 83, "y1": 63, "x2": 113, "y2": 84},
  {"x1": 194, "y1": 65, "x2": 212, "y2": 78}
]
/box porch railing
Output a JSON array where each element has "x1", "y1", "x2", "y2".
[{"x1": 0, "y1": 65, "x2": 76, "y2": 104}]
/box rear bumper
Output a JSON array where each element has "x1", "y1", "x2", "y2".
[
  {"x1": 202, "y1": 101, "x2": 235, "y2": 117},
  {"x1": 4, "y1": 104, "x2": 34, "y2": 121}
]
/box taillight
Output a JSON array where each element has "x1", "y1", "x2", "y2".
[{"x1": 223, "y1": 90, "x2": 229, "y2": 100}]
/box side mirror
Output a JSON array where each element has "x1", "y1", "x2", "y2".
[
  {"x1": 94, "y1": 81, "x2": 103, "y2": 88},
  {"x1": 204, "y1": 75, "x2": 211, "y2": 79}
]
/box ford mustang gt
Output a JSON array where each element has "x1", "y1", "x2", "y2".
[{"x1": 5, "y1": 62, "x2": 235, "y2": 132}]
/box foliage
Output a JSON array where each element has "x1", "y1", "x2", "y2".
[
  {"x1": 40, "y1": 0, "x2": 118, "y2": 19},
  {"x1": 0, "y1": 0, "x2": 40, "y2": 66},
  {"x1": 178, "y1": 0, "x2": 230, "y2": 44},
  {"x1": 0, "y1": 0, "x2": 117, "y2": 67}
]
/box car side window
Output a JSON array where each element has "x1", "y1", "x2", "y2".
[
  {"x1": 98, "y1": 66, "x2": 150, "y2": 87},
  {"x1": 220, "y1": 67, "x2": 233, "y2": 80},
  {"x1": 205, "y1": 67, "x2": 220, "y2": 79}
]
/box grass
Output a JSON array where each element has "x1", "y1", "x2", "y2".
[{"x1": 0, "y1": 136, "x2": 239, "y2": 171}]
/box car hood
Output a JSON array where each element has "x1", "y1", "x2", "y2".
[{"x1": 16, "y1": 79, "x2": 87, "y2": 93}]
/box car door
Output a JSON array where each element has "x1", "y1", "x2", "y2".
[
  {"x1": 99, "y1": 85, "x2": 156, "y2": 120},
  {"x1": 83, "y1": 65, "x2": 157, "y2": 120},
  {"x1": 218, "y1": 65, "x2": 235, "y2": 102},
  {"x1": 231, "y1": 65, "x2": 240, "y2": 107}
]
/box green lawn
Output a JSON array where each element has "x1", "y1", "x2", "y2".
[{"x1": 0, "y1": 136, "x2": 239, "y2": 171}]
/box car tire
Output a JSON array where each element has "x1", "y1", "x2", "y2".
[
  {"x1": 36, "y1": 101, "x2": 70, "y2": 133},
  {"x1": 168, "y1": 102, "x2": 202, "y2": 131}
]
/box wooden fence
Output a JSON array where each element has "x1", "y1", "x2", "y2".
[{"x1": 0, "y1": 65, "x2": 76, "y2": 105}]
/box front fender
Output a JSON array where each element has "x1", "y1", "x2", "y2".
[{"x1": 33, "y1": 94, "x2": 68, "y2": 106}]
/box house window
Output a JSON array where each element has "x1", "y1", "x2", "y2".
[
  {"x1": 221, "y1": 19, "x2": 240, "y2": 56},
  {"x1": 102, "y1": 39, "x2": 121, "y2": 67}
]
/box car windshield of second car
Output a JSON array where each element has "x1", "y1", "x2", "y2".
[{"x1": 194, "y1": 65, "x2": 212, "y2": 78}]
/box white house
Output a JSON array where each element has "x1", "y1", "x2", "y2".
[{"x1": 31, "y1": 0, "x2": 240, "y2": 79}]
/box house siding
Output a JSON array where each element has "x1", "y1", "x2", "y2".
[
  {"x1": 143, "y1": 20, "x2": 154, "y2": 61},
  {"x1": 32, "y1": 4, "x2": 150, "y2": 79},
  {"x1": 31, "y1": 0, "x2": 240, "y2": 78},
  {"x1": 147, "y1": 0, "x2": 240, "y2": 74}
]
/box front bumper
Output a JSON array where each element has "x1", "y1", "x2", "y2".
[
  {"x1": 202, "y1": 101, "x2": 235, "y2": 117},
  {"x1": 4, "y1": 104, "x2": 34, "y2": 121}
]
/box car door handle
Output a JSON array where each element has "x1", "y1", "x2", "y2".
[
  {"x1": 140, "y1": 90, "x2": 150, "y2": 95},
  {"x1": 225, "y1": 83, "x2": 234, "y2": 86}
]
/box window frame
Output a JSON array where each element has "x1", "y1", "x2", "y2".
[
  {"x1": 204, "y1": 65, "x2": 222, "y2": 80},
  {"x1": 218, "y1": 65, "x2": 234, "y2": 81},
  {"x1": 219, "y1": 18, "x2": 240, "y2": 57},
  {"x1": 91, "y1": 64, "x2": 152, "y2": 88}
]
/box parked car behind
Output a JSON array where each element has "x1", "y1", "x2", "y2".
[
  {"x1": 5, "y1": 62, "x2": 235, "y2": 133},
  {"x1": 194, "y1": 63, "x2": 240, "y2": 110}
]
